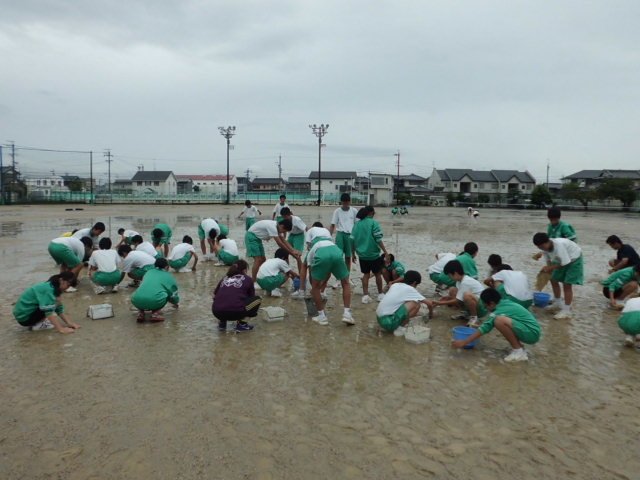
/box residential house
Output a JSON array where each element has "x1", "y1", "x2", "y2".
[
  {"x1": 428, "y1": 168, "x2": 536, "y2": 201},
  {"x1": 287, "y1": 176, "x2": 311, "y2": 194},
  {"x1": 175, "y1": 175, "x2": 238, "y2": 195},
  {"x1": 395, "y1": 173, "x2": 427, "y2": 196},
  {"x1": 251, "y1": 177, "x2": 286, "y2": 192},
  {"x1": 237, "y1": 176, "x2": 251, "y2": 194},
  {"x1": 368, "y1": 173, "x2": 394, "y2": 206},
  {"x1": 24, "y1": 174, "x2": 69, "y2": 198},
  {"x1": 562, "y1": 170, "x2": 640, "y2": 189},
  {"x1": 131, "y1": 171, "x2": 177, "y2": 195},
  {"x1": 112, "y1": 178, "x2": 133, "y2": 194},
  {"x1": 308, "y1": 171, "x2": 358, "y2": 195},
  {"x1": 61, "y1": 175, "x2": 95, "y2": 192},
  {"x1": 0, "y1": 166, "x2": 26, "y2": 201}
]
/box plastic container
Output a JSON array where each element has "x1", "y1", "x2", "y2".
[
  {"x1": 533, "y1": 292, "x2": 551, "y2": 308},
  {"x1": 405, "y1": 325, "x2": 431, "y2": 344},
  {"x1": 292, "y1": 278, "x2": 301, "y2": 290},
  {"x1": 452, "y1": 326, "x2": 478, "y2": 349},
  {"x1": 87, "y1": 304, "x2": 114, "y2": 320},
  {"x1": 261, "y1": 306, "x2": 286, "y2": 322}
]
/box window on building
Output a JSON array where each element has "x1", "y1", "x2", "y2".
[
  {"x1": 385, "y1": 178, "x2": 389, "y2": 184},
  {"x1": 501, "y1": 185, "x2": 506, "y2": 189},
  {"x1": 335, "y1": 185, "x2": 339, "y2": 190},
  {"x1": 473, "y1": 184, "x2": 478, "y2": 188},
  {"x1": 315, "y1": 181, "x2": 319, "y2": 185},
  {"x1": 453, "y1": 183, "x2": 457, "y2": 188},
  {"x1": 329, "y1": 181, "x2": 333, "y2": 184},
  {"x1": 491, "y1": 183, "x2": 498, "y2": 189},
  {"x1": 37, "y1": 180, "x2": 41, "y2": 186},
  {"x1": 521, "y1": 185, "x2": 525, "y2": 190},
  {"x1": 137, "y1": 181, "x2": 143, "y2": 186},
  {"x1": 154, "y1": 181, "x2": 160, "y2": 186}
]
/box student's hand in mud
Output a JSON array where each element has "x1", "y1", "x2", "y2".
[
  {"x1": 610, "y1": 301, "x2": 623, "y2": 311},
  {"x1": 532, "y1": 252, "x2": 543, "y2": 261},
  {"x1": 192, "y1": 266, "x2": 197, "y2": 272},
  {"x1": 451, "y1": 340, "x2": 466, "y2": 349},
  {"x1": 58, "y1": 327, "x2": 75, "y2": 334},
  {"x1": 173, "y1": 303, "x2": 179, "y2": 309},
  {"x1": 68, "y1": 322, "x2": 81, "y2": 329}
]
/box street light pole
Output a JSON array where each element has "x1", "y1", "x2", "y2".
[
  {"x1": 308, "y1": 124, "x2": 329, "y2": 206},
  {"x1": 218, "y1": 126, "x2": 236, "y2": 205}
]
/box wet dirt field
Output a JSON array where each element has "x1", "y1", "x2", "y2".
[{"x1": 1, "y1": 204, "x2": 638, "y2": 479}]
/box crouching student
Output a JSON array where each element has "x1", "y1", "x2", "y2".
[
  {"x1": 485, "y1": 265, "x2": 533, "y2": 309},
  {"x1": 88, "y1": 238, "x2": 124, "y2": 294},
  {"x1": 130, "y1": 235, "x2": 161, "y2": 258},
  {"x1": 428, "y1": 252, "x2": 456, "y2": 293},
  {"x1": 131, "y1": 258, "x2": 179, "y2": 323},
  {"x1": 455, "y1": 242, "x2": 479, "y2": 279},
  {"x1": 382, "y1": 254, "x2": 406, "y2": 291},
  {"x1": 601, "y1": 264, "x2": 640, "y2": 310},
  {"x1": 451, "y1": 288, "x2": 541, "y2": 362},
  {"x1": 376, "y1": 270, "x2": 433, "y2": 337},
  {"x1": 435, "y1": 259, "x2": 486, "y2": 327},
  {"x1": 151, "y1": 223, "x2": 172, "y2": 258},
  {"x1": 117, "y1": 245, "x2": 156, "y2": 288},
  {"x1": 167, "y1": 235, "x2": 198, "y2": 273},
  {"x1": 212, "y1": 234, "x2": 239, "y2": 266},
  {"x1": 617, "y1": 297, "x2": 640, "y2": 348},
  {"x1": 212, "y1": 260, "x2": 261, "y2": 332},
  {"x1": 116, "y1": 228, "x2": 140, "y2": 247},
  {"x1": 48, "y1": 235, "x2": 93, "y2": 281},
  {"x1": 256, "y1": 248, "x2": 299, "y2": 297},
  {"x1": 12, "y1": 271, "x2": 80, "y2": 333}
]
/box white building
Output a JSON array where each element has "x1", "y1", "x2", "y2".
[
  {"x1": 24, "y1": 174, "x2": 69, "y2": 198},
  {"x1": 368, "y1": 173, "x2": 394, "y2": 206},
  {"x1": 427, "y1": 168, "x2": 536, "y2": 200},
  {"x1": 308, "y1": 171, "x2": 358, "y2": 196},
  {"x1": 131, "y1": 171, "x2": 178, "y2": 195},
  {"x1": 175, "y1": 175, "x2": 238, "y2": 195}
]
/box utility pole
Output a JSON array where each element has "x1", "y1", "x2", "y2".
[
  {"x1": 104, "y1": 149, "x2": 113, "y2": 202},
  {"x1": 276, "y1": 154, "x2": 282, "y2": 189},
  {"x1": 0, "y1": 145, "x2": 3, "y2": 204},
  {"x1": 245, "y1": 168, "x2": 251, "y2": 196},
  {"x1": 309, "y1": 124, "x2": 329, "y2": 206},
  {"x1": 546, "y1": 159, "x2": 550, "y2": 187},
  {"x1": 218, "y1": 126, "x2": 236, "y2": 205},
  {"x1": 89, "y1": 151, "x2": 93, "y2": 204},
  {"x1": 10, "y1": 141, "x2": 16, "y2": 203},
  {"x1": 394, "y1": 150, "x2": 401, "y2": 205}
]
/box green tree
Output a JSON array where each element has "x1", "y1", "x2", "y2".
[
  {"x1": 446, "y1": 192, "x2": 456, "y2": 206},
  {"x1": 67, "y1": 179, "x2": 84, "y2": 192},
  {"x1": 561, "y1": 183, "x2": 595, "y2": 209},
  {"x1": 597, "y1": 178, "x2": 637, "y2": 208},
  {"x1": 192, "y1": 185, "x2": 200, "y2": 193},
  {"x1": 477, "y1": 194, "x2": 490, "y2": 204},
  {"x1": 530, "y1": 185, "x2": 552, "y2": 207}
]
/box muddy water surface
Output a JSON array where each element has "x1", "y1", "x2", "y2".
[{"x1": 1, "y1": 204, "x2": 638, "y2": 479}]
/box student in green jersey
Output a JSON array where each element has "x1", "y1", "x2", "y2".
[
  {"x1": 601, "y1": 264, "x2": 640, "y2": 310},
  {"x1": 382, "y1": 253, "x2": 406, "y2": 292},
  {"x1": 151, "y1": 223, "x2": 172, "y2": 258},
  {"x1": 131, "y1": 258, "x2": 180, "y2": 323},
  {"x1": 455, "y1": 242, "x2": 479, "y2": 279},
  {"x1": 452, "y1": 288, "x2": 541, "y2": 362},
  {"x1": 12, "y1": 271, "x2": 80, "y2": 333}
]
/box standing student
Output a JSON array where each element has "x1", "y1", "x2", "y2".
[
  {"x1": 272, "y1": 195, "x2": 289, "y2": 221},
  {"x1": 12, "y1": 271, "x2": 80, "y2": 333},
  {"x1": 151, "y1": 223, "x2": 172, "y2": 258},
  {"x1": 616, "y1": 297, "x2": 640, "y2": 348},
  {"x1": 198, "y1": 218, "x2": 228, "y2": 256},
  {"x1": 435, "y1": 259, "x2": 486, "y2": 327},
  {"x1": 167, "y1": 235, "x2": 198, "y2": 272},
  {"x1": 382, "y1": 253, "x2": 406, "y2": 291},
  {"x1": 239, "y1": 200, "x2": 262, "y2": 230},
  {"x1": 212, "y1": 260, "x2": 261, "y2": 332},
  {"x1": 376, "y1": 271, "x2": 433, "y2": 337},
  {"x1": 256, "y1": 248, "x2": 299, "y2": 297},
  {"x1": 533, "y1": 232, "x2": 583, "y2": 319},
  {"x1": 88, "y1": 238, "x2": 124, "y2": 294},
  {"x1": 455, "y1": 242, "x2": 479, "y2": 279},
  {"x1": 291, "y1": 224, "x2": 333, "y2": 298},
  {"x1": 601, "y1": 264, "x2": 640, "y2": 310},
  {"x1": 131, "y1": 258, "x2": 179, "y2": 322},
  {"x1": 280, "y1": 207, "x2": 306, "y2": 273},
  {"x1": 546, "y1": 207, "x2": 577, "y2": 241},
  {"x1": 72, "y1": 222, "x2": 106, "y2": 249},
  {"x1": 212, "y1": 234, "x2": 240, "y2": 266},
  {"x1": 48, "y1": 235, "x2": 93, "y2": 280},
  {"x1": 116, "y1": 228, "x2": 140, "y2": 247},
  {"x1": 606, "y1": 235, "x2": 640, "y2": 272},
  {"x1": 428, "y1": 252, "x2": 457, "y2": 290},
  {"x1": 485, "y1": 265, "x2": 533, "y2": 309},
  {"x1": 117, "y1": 245, "x2": 156, "y2": 287},
  {"x1": 452, "y1": 288, "x2": 541, "y2": 362},
  {"x1": 351, "y1": 206, "x2": 389, "y2": 304},
  {"x1": 131, "y1": 235, "x2": 161, "y2": 258},
  {"x1": 329, "y1": 193, "x2": 359, "y2": 271},
  {"x1": 245, "y1": 218, "x2": 299, "y2": 281}
]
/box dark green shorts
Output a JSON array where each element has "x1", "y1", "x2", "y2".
[{"x1": 377, "y1": 304, "x2": 409, "y2": 332}]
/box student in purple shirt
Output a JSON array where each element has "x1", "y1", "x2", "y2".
[{"x1": 212, "y1": 260, "x2": 261, "y2": 332}]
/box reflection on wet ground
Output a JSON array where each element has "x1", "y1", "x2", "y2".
[{"x1": 1, "y1": 204, "x2": 639, "y2": 479}]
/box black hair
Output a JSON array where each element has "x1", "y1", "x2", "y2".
[
  {"x1": 279, "y1": 195, "x2": 286, "y2": 200},
  {"x1": 274, "y1": 248, "x2": 289, "y2": 261},
  {"x1": 606, "y1": 235, "x2": 622, "y2": 245},
  {"x1": 118, "y1": 244, "x2": 132, "y2": 257},
  {"x1": 387, "y1": 253, "x2": 395, "y2": 262},
  {"x1": 131, "y1": 235, "x2": 143, "y2": 245},
  {"x1": 182, "y1": 235, "x2": 193, "y2": 244},
  {"x1": 152, "y1": 228, "x2": 164, "y2": 240},
  {"x1": 547, "y1": 207, "x2": 561, "y2": 220},
  {"x1": 340, "y1": 193, "x2": 351, "y2": 202},
  {"x1": 356, "y1": 207, "x2": 368, "y2": 220},
  {"x1": 495, "y1": 264, "x2": 513, "y2": 272},
  {"x1": 533, "y1": 232, "x2": 550, "y2": 246},
  {"x1": 154, "y1": 258, "x2": 168, "y2": 269},
  {"x1": 93, "y1": 222, "x2": 106, "y2": 232},
  {"x1": 312, "y1": 221, "x2": 323, "y2": 228},
  {"x1": 227, "y1": 259, "x2": 249, "y2": 277},
  {"x1": 245, "y1": 200, "x2": 252, "y2": 206},
  {"x1": 487, "y1": 254, "x2": 502, "y2": 267},
  {"x1": 117, "y1": 228, "x2": 125, "y2": 235},
  {"x1": 80, "y1": 237, "x2": 93, "y2": 249},
  {"x1": 463, "y1": 242, "x2": 478, "y2": 255},
  {"x1": 208, "y1": 229, "x2": 218, "y2": 240},
  {"x1": 403, "y1": 270, "x2": 422, "y2": 285},
  {"x1": 443, "y1": 260, "x2": 464, "y2": 276},
  {"x1": 49, "y1": 271, "x2": 76, "y2": 296},
  {"x1": 99, "y1": 238, "x2": 112, "y2": 250},
  {"x1": 277, "y1": 218, "x2": 293, "y2": 231},
  {"x1": 280, "y1": 207, "x2": 292, "y2": 216},
  {"x1": 480, "y1": 288, "x2": 502, "y2": 305},
  {"x1": 217, "y1": 234, "x2": 227, "y2": 241}
]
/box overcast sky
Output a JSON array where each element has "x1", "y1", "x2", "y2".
[{"x1": 1, "y1": 1, "x2": 639, "y2": 183}]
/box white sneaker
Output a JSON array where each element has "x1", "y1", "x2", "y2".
[
  {"x1": 451, "y1": 313, "x2": 469, "y2": 321},
  {"x1": 127, "y1": 280, "x2": 140, "y2": 288},
  {"x1": 271, "y1": 288, "x2": 283, "y2": 298},
  {"x1": 377, "y1": 293, "x2": 385, "y2": 302},
  {"x1": 30, "y1": 319, "x2": 54, "y2": 331},
  {"x1": 504, "y1": 349, "x2": 529, "y2": 362},
  {"x1": 545, "y1": 302, "x2": 561, "y2": 312},
  {"x1": 624, "y1": 335, "x2": 635, "y2": 347},
  {"x1": 361, "y1": 295, "x2": 372, "y2": 304},
  {"x1": 312, "y1": 314, "x2": 329, "y2": 326},
  {"x1": 178, "y1": 267, "x2": 192, "y2": 273},
  {"x1": 214, "y1": 262, "x2": 224, "y2": 267},
  {"x1": 93, "y1": 285, "x2": 106, "y2": 295},
  {"x1": 553, "y1": 310, "x2": 572, "y2": 320},
  {"x1": 467, "y1": 317, "x2": 480, "y2": 328},
  {"x1": 331, "y1": 280, "x2": 341, "y2": 289},
  {"x1": 393, "y1": 326, "x2": 407, "y2": 337},
  {"x1": 342, "y1": 312, "x2": 355, "y2": 326},
  {"x1": 111, "y1": 284, "x2": 119, "y2": 293},
  {"x1": 65, "y1": 286, "x2": 77, "y2": 293},
  {"x1": 291, "y1": 290, "x2": 306, "y2": 300}
]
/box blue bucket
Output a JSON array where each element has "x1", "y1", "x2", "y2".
[
  {"x1": 452, "y1": 326, "x2": 478, "y2": 349},
  {"x1": 293, "y1": 277, "x2": 301, "y2": 290},
  {"x1": 533, "y1": 292, "x2": 551, "y2": 308}
]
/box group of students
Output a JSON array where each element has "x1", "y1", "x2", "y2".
[{"x1": 12, "y1": 201, "x2": 640, "y2": 356}]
